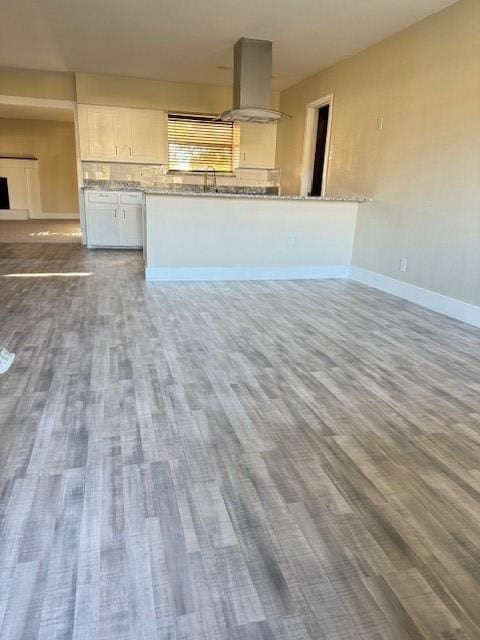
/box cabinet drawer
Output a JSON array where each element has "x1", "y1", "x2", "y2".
[
  {"x1": 120, "y1": 192, "x2": 143, "y2": 205},
  {"x1": 87, "y1": 191, "x2": 118, "y2": 204}
]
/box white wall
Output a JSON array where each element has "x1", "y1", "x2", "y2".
[{"x1": 144, "y1": 194, "x2": 358, "y2": 280}]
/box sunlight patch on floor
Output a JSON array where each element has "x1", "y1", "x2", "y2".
[
  {"x1": 3, "y1": 272, "x2": 94, "y2": 278},
  {"x1": 28, "y1": 230, "x2": 82, "y2": 238}
]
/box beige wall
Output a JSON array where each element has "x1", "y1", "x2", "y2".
[
  {"x1": 276, "y1": 0, "x2": 480, "y2": 306},
  {"x1": 0, "y1": 118, "x2": 79, "y2": 214},
  {"x1": 0, "y1": 67, "x2": 76, "y2": 100},
  {"x1": 75, "y1": 72, "x2": 280, "y2": 112},
  {"x1": 76, "y1": 72, "x2": 230, "y2": 112},
  {"x1": 145, "y1": 194, "x2": 358, "y2": 271},
  {"x1": 76, "y1": 72, "x2": 278, "y2": 169}
]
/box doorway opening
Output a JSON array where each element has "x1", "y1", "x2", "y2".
[
  {"x1": 0, "y1": 177, "x2": 10, "y2": 209},
  {"x1": 310, "y1": 105, "x2": 330, "y2": 196},
  {"x1": 300, "y1": 95, "x2": 333, "y2": 197}
]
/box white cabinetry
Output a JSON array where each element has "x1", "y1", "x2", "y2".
[
  {"x1": 78, "y1": 106, "x2": 121, "y2": 161},
  {"x1": 238, "y1": 122, "x2": 277, "y2": 169},
  {"x1": 127, "y1": 109, "x2": 164, "y2": 162},
  {"x1": 86, "y1": 204, "x2": 121, "y2": 246},
  {"x1": 78, "y1": 105, "x2": 166, "y2": 163},
  {"x1": 85, "y1": 190, "x2": 143, "y2": 248},
  {"x1": 120, "y1": 204, "x2": 143, "y2": 246}
]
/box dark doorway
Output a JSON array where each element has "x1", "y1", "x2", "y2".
[
  {"x1": 0, "y1": 177, "x2": 10, "y2": 209},
  {"x1": 310, "y1": 105, "x2": 330, "y2": 197}
]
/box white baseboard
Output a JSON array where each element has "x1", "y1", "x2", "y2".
[
  {"x1": 29, "y1": 212, "x2": 80, "y2": 220},
  {"x1": 145, "y1": 265, "x2": 350, "y2": 282},
  {"x1": 350, "y1": 266, "x2": 480, "y2": 328}
]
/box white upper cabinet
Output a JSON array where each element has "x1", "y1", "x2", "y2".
[
  {"x1": 238, "y1": 122, "x2": 277, "y2": 169},
  {"x1": 78, "y1": 105, "x2": 120, "y2": 160},
  {"x1": 126, "y1": 109, "x2": 165, "y2": 163},
  {"x1": 78, "y1": 105, "x2": 166, "y2": 163}
]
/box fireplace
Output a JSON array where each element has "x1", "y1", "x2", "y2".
[
  {"x1": 0, "y1": 177, "x2": 10, "y2": 210},
  {"x1": 0, "y1": 158, "x2": 42, "y2": 219}
]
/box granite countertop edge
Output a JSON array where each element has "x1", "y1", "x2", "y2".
[
  {"x1": 82, "y1": 185, "x2": 370, "y2": 203},
  {"x1": 144, "y1": 190, "x2": 371, "y2": 202}
]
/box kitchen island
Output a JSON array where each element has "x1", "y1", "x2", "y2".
[{"x1": 144, "y1": 191, "x2": 368, "y2": 281}]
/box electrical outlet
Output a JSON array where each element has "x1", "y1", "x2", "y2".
[
  {"x1": 399, "y1": 257, "x2": 408, "y2": 272},
  {"x1": 376, "y1": 116, "x2": 384, "y2": 130},
  {"x1": 287, "y1": 233, "x2": 296, "y2": 247}
]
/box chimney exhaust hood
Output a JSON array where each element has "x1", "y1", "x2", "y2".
[{"x1": 217, "y1": 38, "x2": 291, "y2": 124}]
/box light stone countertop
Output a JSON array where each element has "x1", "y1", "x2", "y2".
[
  {"x1": 82, "y1": 184, "x2": 370, "y2": 202},
  {"x1": 144, "y1": 190, "x2": 370, "y2": 202},
  {"x1": 82, "y1": 183, "x2": 144, "y2": 192}
]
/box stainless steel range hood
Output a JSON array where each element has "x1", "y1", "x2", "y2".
[{"x1": 217, "y1": 38, "x2": 291, "y2": 124}]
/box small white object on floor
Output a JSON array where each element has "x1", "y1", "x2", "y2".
[{"x1": 0, "y1": 348, "x2": 15, "y2": 374}]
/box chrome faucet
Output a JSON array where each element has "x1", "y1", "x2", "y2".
[{"x1": 203, "y1": 166, "x2": 217, "y2": 192}]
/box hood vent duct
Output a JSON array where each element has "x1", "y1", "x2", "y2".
[{"x1": 217, "y1": 38, "x2": 291, "y2": 124}]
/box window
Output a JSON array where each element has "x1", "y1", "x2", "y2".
[{"x1": 168, "y1": 113, "x2": 238, "y2": 173}]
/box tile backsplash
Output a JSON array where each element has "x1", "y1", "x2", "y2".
[{"x1": 82, "y1": 162, "x2": 280, "y2": 194}]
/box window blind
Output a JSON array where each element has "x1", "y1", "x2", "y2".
[{"x1": 168, "y1": 114, "x2": 236, "y2": 173}]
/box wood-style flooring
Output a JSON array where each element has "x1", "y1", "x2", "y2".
[
  {"x1": 1, "y1": 243, "x2": 480, "y2": 639},
  {"x1": 0, "y1": 220, "x2": 81, "y2": 244}
]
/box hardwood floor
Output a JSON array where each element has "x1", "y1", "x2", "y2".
[{"x1": 1, "y1": 243, "x2": 480, "y2": 639}]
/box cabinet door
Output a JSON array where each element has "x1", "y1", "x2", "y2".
[
  {"x1": 119, "y1": 205, "x2": 143, "y2": 247},
  {"x1": 127, "y1": 109, "x2": 166, "y2": 163},
  {"x1": 86, "y1": 205, "x2": 120, "y2": 246},
  {"x1": 238, "y1": 122, "x2": 277, "y2": 168},
  {"x1": 80, "y1": 106, "x2": 120, "y2": 160}
]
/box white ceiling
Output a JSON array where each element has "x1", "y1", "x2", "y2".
[{"x1": 0, "y1": 0, "x2": 457, "y2": 90}]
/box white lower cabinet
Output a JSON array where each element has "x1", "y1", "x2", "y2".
[
  {"x1": 85, "y1": 190, "x2": 143, "y2": 248},
  {"x1": 87, "y1": 204, "x2": 121, "y2": 246},
  {"x1": 119, "y1": 204, "x2": 143, "y2": 247}
]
